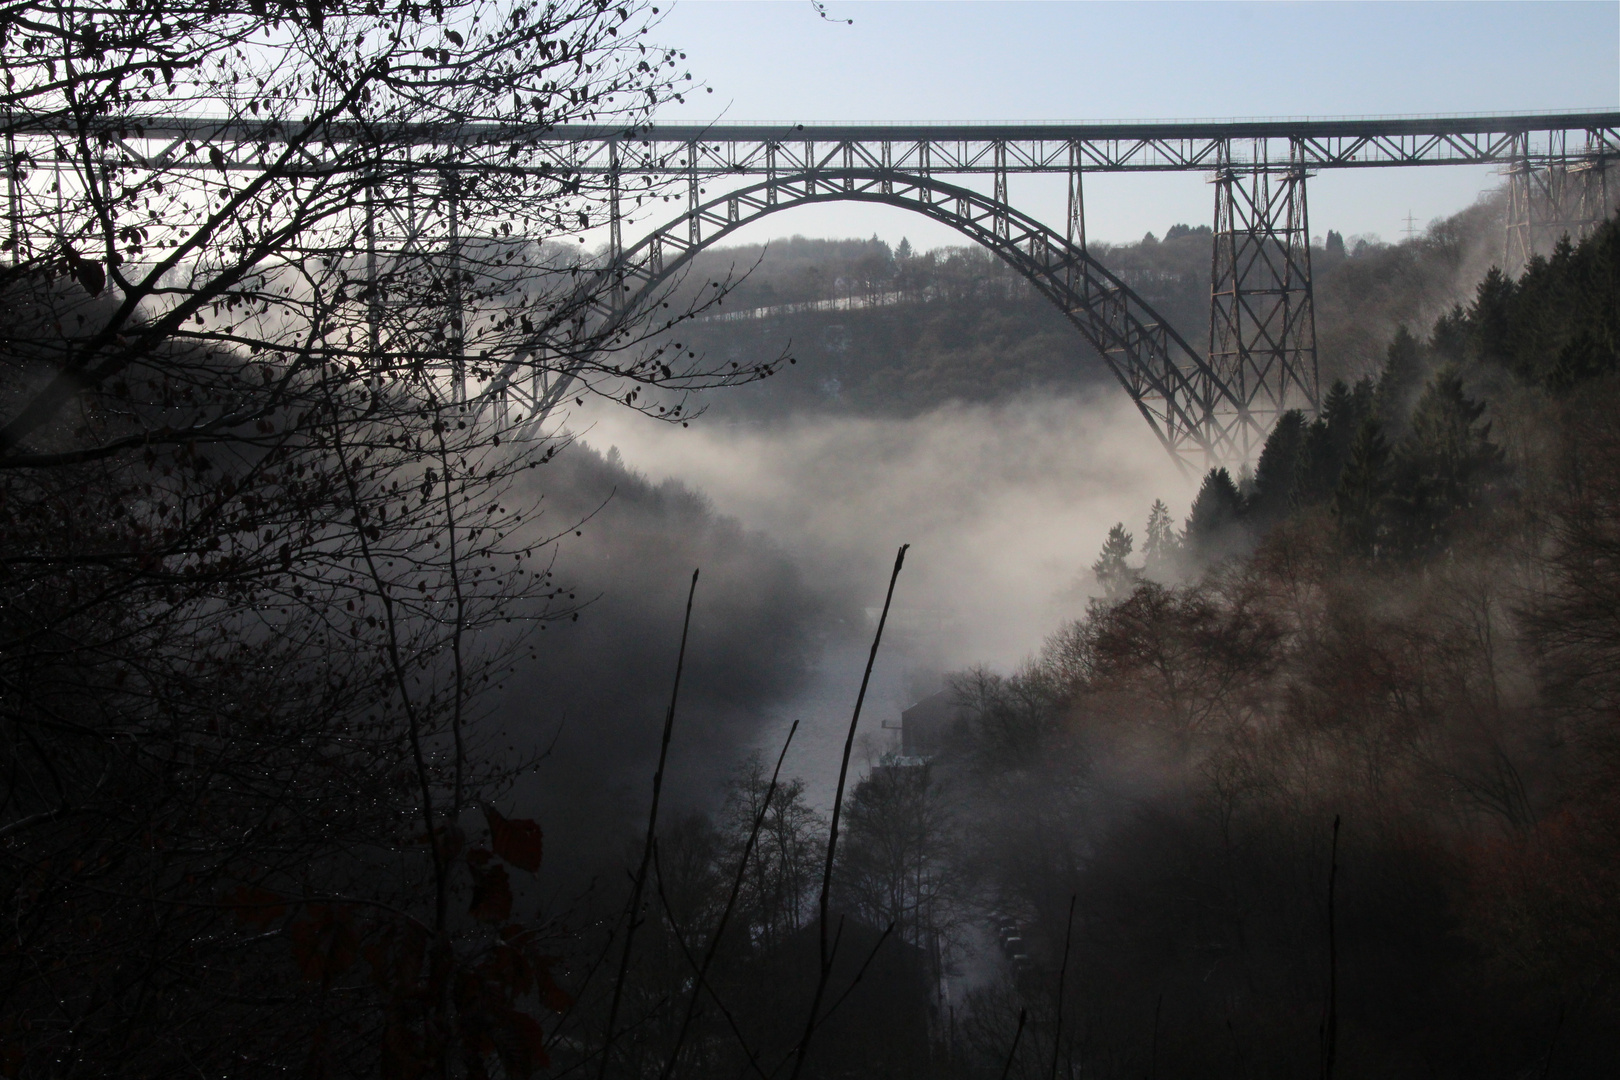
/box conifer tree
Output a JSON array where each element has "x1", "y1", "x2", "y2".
[
  {"x1": 1183, "y1": 467, "x2": 1246, "y2": 565},
  {"x1": 1092, "y1": 522, "x2": 1138, "y2": 600},
  {"x1": 1430, "y1": 304, "x2": 1471, "y2": 364},
  {"x1": 1468, "y1": 266, "x2": 1517, "y2": 370},
  {"x1": 1295, "y1": 379, "x2": 1373, "y2": 505},
  {"x1": 1250, "y1": 410, "x2": 1307, "y2": 524},
  {"x1": 1334, "y1": 418, "x2": 1394, "y2": 556},
  {"x1": 1142, "y1": 498, "x2": 1181, "y2": 580},
  {"x1": 1386, "y1": 365, "x2": 1506, "y2": 555},
  {"x1": 1375, "y1": 325, "x2": 1428, "y2": 434}
]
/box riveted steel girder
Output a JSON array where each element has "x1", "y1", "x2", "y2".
[{"x1": 1505, "y1": 129, "x2": 1616, "y2": 270}]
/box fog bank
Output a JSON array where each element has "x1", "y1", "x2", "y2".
[{"x1": 572, "y1": 388, "x2": 1194, "y2": 799}]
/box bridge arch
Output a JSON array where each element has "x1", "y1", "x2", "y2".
[{"x1": 507, "y1": 170, "x2": 1261, "y2": 466}]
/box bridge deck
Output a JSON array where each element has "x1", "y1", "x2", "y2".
[
  {"x1": 22, "y1": 111, "x2": 1617, "y2": 173},
  {"x1": 551, "y1": 112, "x2": 1620, "y2": 173}
]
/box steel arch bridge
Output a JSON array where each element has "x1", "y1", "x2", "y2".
[
  {"x1": 7, "y1": 110, "x2": 1618, "y2": 466},
  {"x1": 492, "y1": 168, "x2": 1248, "y2": 467},
  {"x1": 490, "y1": 111, "x2": 1620, "y2": 466}
]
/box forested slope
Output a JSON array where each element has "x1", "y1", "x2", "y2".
[{"x1": 944, "y1": 211, "x2": 1620, "y2": 1076}]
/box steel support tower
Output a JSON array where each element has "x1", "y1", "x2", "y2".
[
  {"x1": 1209, "y1": 139, "x2": 1318, "y2": 456},
  {"x1": 1506, "y1": 129, "x2": 1615, "y2": 269}
]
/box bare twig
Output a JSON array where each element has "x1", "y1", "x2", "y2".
[
  {"x1": 1000, "y1": 1008, "x2": 1028, "y2": 1080},
  {"x1": 1050, "y1": 894, "x2": 1076, "y2": 1080},
  {"x1": 1319, "y1": 814, "x2": 1341, "y2": 1080},
  {"x1": 600, "y1": 568, "x2": 700, "y2": 1080},
  {"x1": 649, "y1": 840, "x2": 771, "y2": 1080},
  {"x1": 802, "y1": 919, "x2": 895, "y2": 1035},
  {"x1": 788, "y1": 543, "x2": 908, "y2": 1080},
  {"x1": 658, "y1": 720, "x2": 799, "y2": 1080},
  {"x1": 1149, "y1": 993, "x2": 1161, "y2": 1080}
]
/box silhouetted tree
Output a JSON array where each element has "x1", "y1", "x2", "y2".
[
  {"x1": 1091, "y1": 522, "x2": 1138, "y2": 599},
  {"x1": 1183, "y1": 467, "x2": 1246, "y2": 565},
  {"x1": 1296, "y1": 377, "x2": 1376, "y2": 506},
  {"x1": 1249, "y1": 410, "x2": 1308, "y2": 525},
  {"x1": 1334, "y1": 418, "x2": 1394, "y2": 556},
  {"x1": 835, "y1": 760, "x2": 957, "y2": 955},
  {"x1": 1375, "y1": 325, "x2": 1429, "y2": 434},
  {"x1": 1142, "y1": 498, "x2": 1181, "y2": 580},
  {"x1": 1385, "y1": 366, "x2": 1506, "y2": 555},
  {"x1": 0, "y1": 3, "x2": 758, "y2": 1076}
]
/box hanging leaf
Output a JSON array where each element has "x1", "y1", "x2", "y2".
[
  {"x1": 482, "y1": 805, "x2": 543, "y2": 872},
  {"x1": 445, "y1": 29, "x2": 464, "y2": 46},
  {"x1": 73, "y1": 258, "x2": 105, "y2": 297},
  {"x1": 468, "y1": 863, "x2": 512, "y2": 922},
  {"x1": 61, "y1": 243, "x2": 104, "y2": 297}
]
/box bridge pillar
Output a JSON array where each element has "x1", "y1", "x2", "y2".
[
  {"x1": 608, "y1": 140, "x2": 622, "y2": 263},
  {"x1": 993, "y1": 142, "x2": 1009, "y2": 240},
  {"x1": 1208, "y1": 139, "x2": 1318, "y2": 453},
  {"x1": 686, "y1": 144, "x2": 699, "y2": 245},
  {"x1": 1505, "y1": 133, "x2": 1612, "y2": 269},
  {"x1": 1066, "y1": 141, "x2": 1086, "y2": 252}
]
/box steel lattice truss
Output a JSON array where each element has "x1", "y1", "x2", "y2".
[
  {"x1": 545, "y1": 113, "x2": 1620, "y2": 176},
  {"x1": 10, "y1": 111, "x2": 1618, "y2": 465}
]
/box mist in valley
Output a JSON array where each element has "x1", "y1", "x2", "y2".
[
  {"x1": 573, "y1": 390, "x2": 1187, "y2": 783},
  {"x1": 479, "y1": 383, "x2": 1189, "y2": 899}
]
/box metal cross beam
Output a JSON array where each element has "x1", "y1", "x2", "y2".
[{"x1": 527, "y1": 112, "x2": 1613, "y2": 461}]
